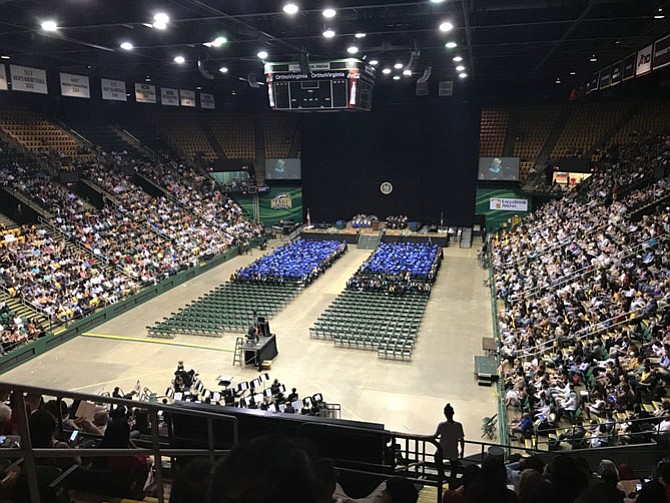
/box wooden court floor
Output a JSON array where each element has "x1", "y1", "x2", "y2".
[{"x1": 0, "y1": 241, "x2": 497, "y2": 455}]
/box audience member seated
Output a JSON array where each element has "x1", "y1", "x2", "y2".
[{"x1": 231, "y1": 240, "x2": 347, "y2": 286}]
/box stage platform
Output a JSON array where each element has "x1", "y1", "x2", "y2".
[{"x1": 301, "y1": 222, "x2": 450, "y2": 247}]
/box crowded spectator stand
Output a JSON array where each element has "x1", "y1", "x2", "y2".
[{"x1": 488, "y1": 133, "x2": 670, "y2": 451}]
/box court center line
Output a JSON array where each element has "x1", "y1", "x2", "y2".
[{"x1": 81, "y1": 332, "x2": 235, "y2": 352}]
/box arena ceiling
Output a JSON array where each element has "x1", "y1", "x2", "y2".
[{"x1": 0, "y1": 0, "x2": 669, "y2": 90}]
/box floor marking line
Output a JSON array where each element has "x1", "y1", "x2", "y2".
[{"x1": 81, "y1": 332, "x2": 235, "y2": 352}]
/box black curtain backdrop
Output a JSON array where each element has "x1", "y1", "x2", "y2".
[{"x1": 301, "y1": 101, "x2": 479, "y2": 226}]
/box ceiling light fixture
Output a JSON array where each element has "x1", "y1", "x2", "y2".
[
  {"x1": 439, "y1": 21, "x2": 454, "y2": 32},
  {"x1": 445, "y1": 41, "x2": 457, "y2": 49},
  {"x1": 430, "y1": 0, "x2": 446, "y2": 3},
  {"x1": 173, "y1": 55, "x2": 185, "y2": 64},
  {"x1": 196, "y1": 86, "x2": 202, "y2": 90},
  {"x1": 152, "y1": 12, "x2": 169, "y2": 29},
  {"x1": 452, "y1": 55, "x2": 463, "y2": 62},
  {"x1": 0, "y1": 55, "x2": 9, "y2": 60},
  {"x1": 369, "y1": 59, "x2": 379, "y2": 66},
  {"x1": 283, "y1": 3, "x2": 299, "y2": 15},
  {"x1": 403, "y1": 69, "x2": 412, "y2": 76},
  {"x1": 219, "y1": 66, "x2": 229, "y2": 73},
  {"x1": 204, "y1": 36, "x2": 228, "y2": 48},
  {"x1": 40, "y1": 20, "x2": 58, "y2": 31},
  {"x1": 455, "y1": 65, "x2": 465, "y2": 71},
  {"x1": 322, "y1": 29, "x2": 335, "y2": 38},
  {"x1": 393, "y1": 63, "x2": 403, "y2": 69},
  {"x1": 654, "y1": 8, "x2": 665, "y2": 19},
  {"x1": 589, "y1": 54, "x2": 597, "y2": 62},
  {"x1": 257, "y1": 50, "x2": 268, "y2": 59},
  {"x1": 555, "y1": 78, "x2": 561, "y2": 84},
  {"x1": 120, "y1": 42, "x2": 134, "y2": 50},
  {"x1": 569, "y1": 71, "x2": 576, "y2": 75},
  {"x1": 323, "y1": 8, "x2": 336, "y2": 18},
  {"x1": 382, "y1": 68, "x2": 392, "y2": 74},
  {"x1": 355, "y1": 33, "x2": 366, "y2": 39},
  {"x1": 393, "y1": 75, "x2": 401, "y2": 80},
  {"x1": 347, "y1": 46, "x2": 359, "y2": 54},
  {"x1": 458, "y1": 72, "x2": 468, "y2": 78}
]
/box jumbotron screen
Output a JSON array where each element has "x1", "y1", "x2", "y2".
[
  {"x1": 266, "y1": 158, "x2": 301, "y2": 180},
  {"x1": 478, "y1": 157, "x2": 520, "y2": 181}
]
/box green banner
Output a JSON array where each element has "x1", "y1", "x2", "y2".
[
  {"x1": 475, "y1": 188, "x2": 531, "y2": 232},
  {"x1": 233, "y1": 187, "x2": 303, "y2": 226}
]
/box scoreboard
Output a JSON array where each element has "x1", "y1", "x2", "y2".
[{"x1": 265, "y1": 59, "x2": 375, "y2": 112}]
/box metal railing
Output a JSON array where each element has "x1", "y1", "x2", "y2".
[
  {"x1": 487, "y1": 243, "x2": 509, "y2": 445},
  {"x1": 0, "y1": 382, "x2": 238, "y2": 503}
]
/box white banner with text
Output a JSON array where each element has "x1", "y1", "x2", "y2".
[
  {"x1": 60, "y1": 72, "x2": 90, "y2": 98},
  {"x1": 489, "y1": 198, "x2": 529, "y2": 212},
  {"x1": 101, "y1": 78, "x2": 127, "y2": 101},
  {"x1": 10, "y1": 65, "x2": 48, "y2": 94}
]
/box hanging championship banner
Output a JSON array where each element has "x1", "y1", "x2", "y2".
[
  {"x1": 653, "y1": 34, "x2": 670, "y2": 71},
  {"x1": 599, "y1": 66, "x2": 611, "y2": 89},
  {"x1": 200, "y1": 92, "x2": 215, "y2": 109},
  {"x1": 161, "y1": 87, "x2": 179, "y2": 106},
  {"x1": 610, "y1": 60, "x2": 622, "y2": 86},
  {"x1": 622, "y1": 53, "x2": 636, "y2": 81},
  {"x1": 636, "y1": 44, "x2": 653, "y2": 76},
  {"x1": 180, "y1": 89, "x2": 196, "y2": 107},
  {"x1": 135, "y1": 82, "x2": 156, "y2": 103},
  {"x1": 10, "y1": 64, "x2": 47, "y2": 94},
  {"x1": 60, "y1": 72, "x2": 90, "y2": 98},
  {"x1": 0, "y1": 65, "x2": 7, "y2": 91},
  {"x1": 101, "y1": 78, "x2": 126, "y2": 101}
]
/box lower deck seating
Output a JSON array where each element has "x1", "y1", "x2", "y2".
[{"x1": 310, "y1": 290, "x2": 430, "y2": 360}]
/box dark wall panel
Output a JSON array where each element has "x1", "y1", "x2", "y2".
[{"x1": 301, "y1": 101, "x2": 479, "y2": 226}]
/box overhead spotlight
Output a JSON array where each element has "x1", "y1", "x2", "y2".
[
  {"x1": 347, "y1": 46, "x2": 359, "y2": 54},
  {"x1": 403, "y1": 69, "x2": 412, "y2": 76},
  {"x1": 0, "y1": 55, "x2": 9, "y2": 60},
  {"x1": 555, "y1": 77, "x2": 561, "y2": 84},
  {"x1": 196, "y1": 86, "x2": 202, "y2": 90},
  {"x1": 439, "y1": 21, "x2": 454, "y2": 32},
  {"x1": 283, "y1": 3, "x2": 299, "y2": 14},
  {"x1": 120, "y1": 42, "x2": 133, "y2": 50},
  {"x1": 430, "y1": 0, "x2": 446, "y2": 3},
  {"x1": 322, "y1": 29, "x2": 336, "y2": 38},
  {"x1": 455, "y1": 65, "x2": 465, "y2": 71},
  {"x1": 211, "y1": 36, "x2": 227, "y2": 47},
  {"x1": 654, "y1": 8, "x2": 665, "y2": 19},
  {"x1": 458, "y1": 72, "x2": 468, "y2": 78},
  {"x1": 445, "y1": 41, "x2": 457, "y2": 49},
  {"x1": 152, "y1": 12, "x2": 169, "y2": 29},
  {"x1": 394, "y1": 63, "x2": 403, "y2": 69},
  {"x1": 569, "y1": 71, "x2": 576, "y2": 75},
  {"x1": 219, "y1": 66, "x2": 229, "y2": 73},
  {"x1": 40, "y1": 20, "x2": 58, "y2": 31},
  {"x1": 257, "y1": 50, "x2": 268, "y2": 59},
  {"x1": 369, "y1": 59, "x2": 379, "y2": 66},
  {"x1": 393, "y1": 75, "x2": 401, "y2": 80},
  {"x1": 452, "y1": 56, "x2": 463, "y2": 62},
  {"x1": 145, "y1": 76, "x2": 151, "y2": 82},
  {"x1": 355, "y1": 33, "x2": 366, "y2": 39},
  {"x1": 173, "y1": 55, "x2": 185, "y2": 64},
  {"x1": 323, "y1": 8, "x2": 336, "y2": 18},
  {"x1": 382, "y1": 68, "x2": 392, "y2": 74},
  {"x1": 589, "y1": 54, "x2": 597, "y2": 62}
]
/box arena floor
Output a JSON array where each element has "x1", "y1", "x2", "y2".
[{"x1": 0, "y1": 240, "x2": 496, "y2": 455}]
